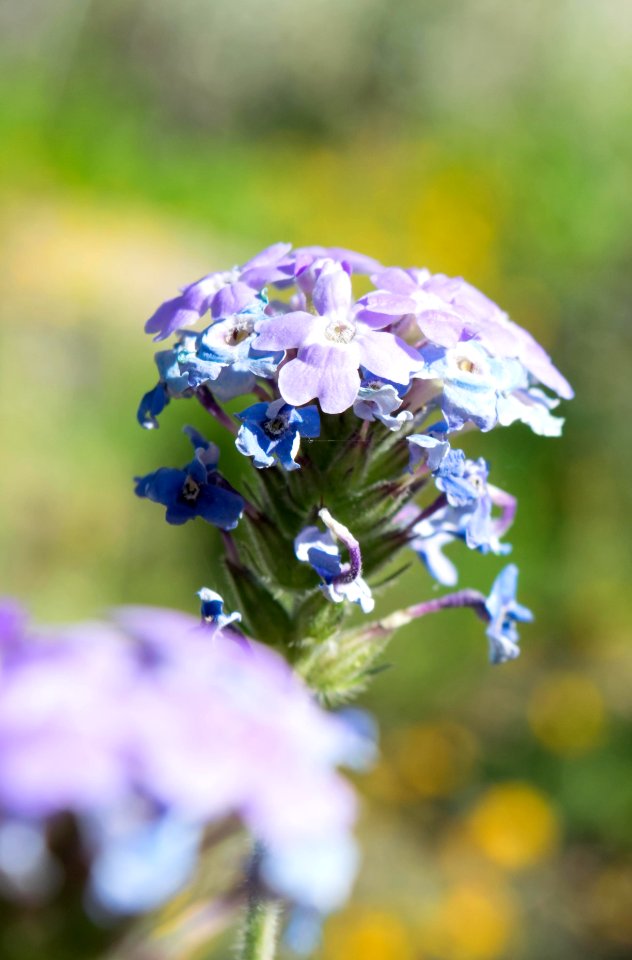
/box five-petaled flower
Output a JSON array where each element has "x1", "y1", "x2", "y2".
[
  {"x1": 236, "y1": 399, "x2": 320, "y2": 470},
  {"x1": 255, "y1": 260, "x2": 420, "y2": 414},
  {"x1": 134, "y1": 427, "x2": 244, "y2": 529}
]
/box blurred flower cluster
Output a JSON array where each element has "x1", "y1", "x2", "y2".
[{"x1": 0, "y1": 597, "x2": 372, "y2": 952}]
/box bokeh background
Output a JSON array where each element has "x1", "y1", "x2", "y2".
[{"x1": 1, "y1": 2, "x2": 632, "y2": 958}]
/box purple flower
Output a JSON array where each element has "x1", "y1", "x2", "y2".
[
  {"x1": 144, "y1": 243, "x2": 292, "y2": 341},
  {"x1": 367, "y1": 269, "x2": 573, "y2": 400},
  {"x1": 134, "y1": 426, "x2": 244, "y2": 529},
  {"x1": 359, "y1": 267, "x2": 466, "y2": 347},
  {"x1": 235, "y1": 399, "x2": 320, "y2": 470},
  {"x1": 407, "y1": 457, "x2": 516, "y2": 585},
  {"x1": 0, "y1": 601, "x2": 368, "y2": 915},
  {"x1": 255, "y1": 261, "x2": 420, "y2": 414}
]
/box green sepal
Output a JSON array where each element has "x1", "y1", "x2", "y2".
[
  {"x1": 292, "y1": 590, "x2": 348, "y2": 643},
  {"x1": 236, "y1": 515, "x2": 315, "y2": 590},
  {"x1": 296, "y1": 626, "x2": 394, "y2": 705},
  {"x1": 223, "y1": 559, "x2": 292, "y2": 646}
]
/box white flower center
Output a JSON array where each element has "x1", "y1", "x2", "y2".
[
  {"x1": 325, "y1": 318, "x2": 356, "y2": 344},
  {"x1": 224, "y1": 317, "x2": 254, "y2": 346}
]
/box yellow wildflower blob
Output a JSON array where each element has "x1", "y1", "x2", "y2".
[
  {"x1": 467, "y1": 782, "x2": 559, "y2": 870},
  {"x1": 420, "y1": 880, "x2": 518, "y2": 960},
  {"x1": 324, "y1": 909, "x2": 416, "y2": 960},
  {"x1": 528, "y1": 673, "x2": 606, "y2": 755}
]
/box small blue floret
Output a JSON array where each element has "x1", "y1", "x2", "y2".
[
  {"x1": 235, "y1": 399, "x2": 320, "y2": 471},
  {"x1": 134, "y1": 428, "x2": 244, "y2": 530},
  {"x1": 484, "y1": 564, "x2": 534, "y2": 664}
]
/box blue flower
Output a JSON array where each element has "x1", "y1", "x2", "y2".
[
  {"x1": 197, "y1": 588, "x2": 242, "y2": 629},
  {"x1": 484, "y1": 564, "x2": 533, "y2": 664},
  {"x1": 235, "y1": 399, "x2": 320, "y2": 471},
  {"x1": 408, "y1": 433, "x2": 482, "y2": 505},
  {"x1": 136, "y1": 338, "x2": 197, "y2": 429},
  {"x1": 497, "y1": 387, "x2": 564, "y2": 437},
  {"x1": 353, "y1": 371, "x2": 413, "y2": 431},
  {"x1": 134, "y1": 427, "x2": 244, "y2": 529},
  {"x1": 137, "y1": 383, "x2": 169, "y2": 430},
  {"x1": 414, "y1": 341, "x2": 526, "y2": 432},
  {"x1": 182, "y1": 295, "x2": 283, "y2": 402},
  {"x1": 408, "y1": 457, "x2": 516, "y2": 585},
  {"x1": 407, "y1": 430, "x2": 451, "y2": 473},
  {"x1": 294, "y1": 510, "x2": 374, "y2": 614}
]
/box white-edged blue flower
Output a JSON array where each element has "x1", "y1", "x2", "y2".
[
  {"x1": 414, "y1": 340, "x2": 526, "y2": 432},
  {"x1": 294, "y1": 510, "x2": 374, "y2": 614},
  {"x1": 197, "y1": 588, "x2": 242, "y2": 630},
  {"x1": 353, "y1": 371, "x2": 413, "y2": 431},
  {"x1": 235, "y1": 399, "x2": 320, "y2": 471}
]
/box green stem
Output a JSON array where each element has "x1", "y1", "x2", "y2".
[
  {"x1": 238, "y1": 846, "x2": 282, "y2": 960},
  {"x1": 239, "y1": 896, "x2": 282, "y2": 960}
]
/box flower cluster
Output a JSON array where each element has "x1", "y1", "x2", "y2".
[
  {"x1": 135, "y1": 244, "x2": 570, "y2": 643},
  {"x1": 0, "y1": 599, "x2": 370, "y2": 919}
]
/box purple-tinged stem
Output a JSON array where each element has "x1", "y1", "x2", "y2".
[
  {"x1": 253, "y1": 383, "x2": 273, "y2": 402},
  {"x1": 196, "y1": 387, "x2": 238, "y2": 435},
  {"x1": 221, "y1": 531, "x2": 241, "y2": 566},
  {"x1": 319, "y1": 508, "x2": 363, "y2": 585},
  {"x1": 357, "y1": 589, "x2": 489, "y2": 644},
  {"x1": 489, "y1": 485, "x2": 517, "y2": 538}
]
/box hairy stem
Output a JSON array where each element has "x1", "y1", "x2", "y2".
[{"x1": 238, "y1": 846, "x2": 282, "y2": 960}]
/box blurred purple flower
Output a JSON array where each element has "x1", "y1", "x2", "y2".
[{"x1": 0, "y1": 599, "x2": 368, "y2": 915}]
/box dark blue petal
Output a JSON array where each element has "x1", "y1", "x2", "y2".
[
  {"x1": 134, "y1": 468, "x2": 187, "y2": 506},
  {"x1": 196, "y1": 486, "x2": 244, "y2": 530},
  {"x1": 137, "y1": 384, "x2": 169, "y2": 430},
  {"x1": 235, "y1": 402, "x2": 270, "y2": 424},
  {"x1": 295, "y1": 405, "x2": 321, "y2": 439}
]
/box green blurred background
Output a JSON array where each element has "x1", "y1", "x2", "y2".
[{"x1": 1, "y1": 2, "x2": 632, "y2": 958}]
